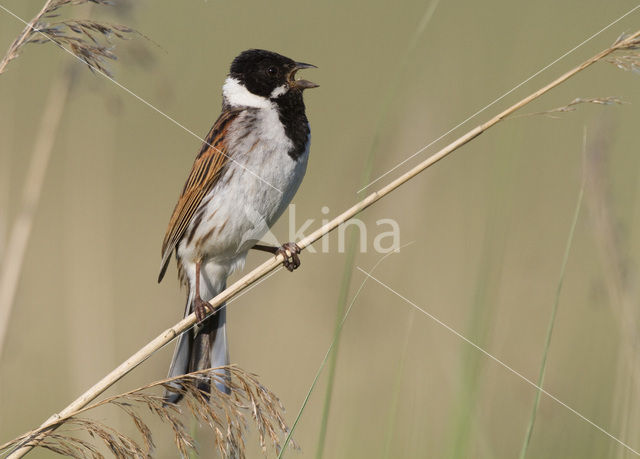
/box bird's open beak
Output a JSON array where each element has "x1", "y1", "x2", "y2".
[{"x1": 289, "y1": 62, "x2": 319, "y2": 90}]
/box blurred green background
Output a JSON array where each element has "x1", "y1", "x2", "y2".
[{"x1": 1, "y1": 0, "x2": 640, "y2": 457}]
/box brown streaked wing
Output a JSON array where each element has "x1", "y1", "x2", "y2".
[{"x1": 158, "y1": 109, "x2": 241, "y2": 282}]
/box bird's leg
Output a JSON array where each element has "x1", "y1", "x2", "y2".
[
  {"x1": 253, "y1": 242, "x2": 301, "y2": 272},
  {"x1": 193, "y1": 261, "x2": 211, "y2": 322},
  {"x1": 252, "y1": 244, "x2": 279, "y2": 254}
]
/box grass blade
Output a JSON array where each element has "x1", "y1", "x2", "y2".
[
  {"x1": 314, "y1": 2, "x2": 441, "y2": 457},
  {"x1": 382, "y1": 310, "x2": 415, "y2": 458},
  {"x1": 280, "y1": 244, "x2": 414, "y2": 458},
  {"x1": 519, "y1": 139, "x2": 586, "y2": 458}
]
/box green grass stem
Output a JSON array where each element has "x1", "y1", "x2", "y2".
[
  {"x1": 519, "y1": 168, "x2": 585, "y2": 458},
  {"x1": 280, "y1": 243, "x2": 414, "y2": 458},
  {"x1": 314, "y1": 2, "x2": 441, "y2": 457}
]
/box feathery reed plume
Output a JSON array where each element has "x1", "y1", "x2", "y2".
[
  {"x1": 514, "y1": 96, "x2": 628, "y2": 119},
  {"x1": 1, "y1": 366, "x2": 293, "y2": 459},
  {"x1": 0, "y1": 0, "x2": 138, "y2": 76},
  {"x1": 607, "y1": 31, "x2": 640, "y2": 73},
  {"x1": 7, "y1": 27, "x2": 640, "y2": 459}
]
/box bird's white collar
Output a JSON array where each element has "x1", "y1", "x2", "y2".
[{"x1": 222, "y1": 77, "x2": 272, "y2": 109}]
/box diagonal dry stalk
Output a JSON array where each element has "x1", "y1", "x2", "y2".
[
  {"x1": 1, "y1": 365, "x2": 292, "y2": 458},
  {"x1": 6, "y1": 29, "x2": 640, "y2": 459}
]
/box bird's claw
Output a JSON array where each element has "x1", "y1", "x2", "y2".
[
  {"x1": 194, "y1": 297, "x2": 211, "y2": 322},
  {"x1": 276, "y1": 242, "x2": 301, "y2": 272}
]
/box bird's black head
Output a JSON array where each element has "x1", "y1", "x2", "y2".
[{"x1": 229, "y1": 49, "x2": 318, "y2": 100}]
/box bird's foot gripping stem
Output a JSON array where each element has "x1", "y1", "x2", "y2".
[{"x1": 276, "y1": 242, "x2": 301, "y2": 272}]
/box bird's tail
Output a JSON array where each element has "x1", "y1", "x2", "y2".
[{"x1": 164, "y1": 289, "x2": 230, "y2": 404}]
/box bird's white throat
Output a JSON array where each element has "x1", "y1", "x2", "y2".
[
  {"x1": 269, "y1": 84, "x2": 288, "y2": 98},
  {"x1": 222, "y1": 77, "x2": 272, "y2": 109}
]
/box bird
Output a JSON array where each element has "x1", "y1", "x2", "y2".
[{"x1": 158, "y1": 49, "x2": 317, "y2": 403}]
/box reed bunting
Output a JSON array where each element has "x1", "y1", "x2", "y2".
[{"x1": 158, "y1": 49, "x2": 317, "y2": 403}]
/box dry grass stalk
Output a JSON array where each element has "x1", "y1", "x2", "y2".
[
  {"x1": 0, "y1": 0, "x2": 138, "y2": 76},
  {"x1": 0, "y1": 72, "x2": 72, "y2": 360},
  {"x1": 0, "y1": 0, "x2": 140, "y2": 360},
  {"x1": 1, "y1": 366, "x2": 293, "y2": 458},
  {"x1": 583, "y1": 122, "x2": 640, "y2": 444},
  {"x1": 7, "y1": 27, "x2": 640, "y2": 459}
]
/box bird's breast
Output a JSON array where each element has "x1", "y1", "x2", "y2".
[{"x1": 179, "y1": 106, "x2": 310, "y2": 266}]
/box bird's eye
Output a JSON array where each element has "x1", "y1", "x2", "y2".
[{"x1": 266, "y1": 66, "x2": 279, "y2": 77}]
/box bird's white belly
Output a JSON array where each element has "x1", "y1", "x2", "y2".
[{"x1": 177, "y1": 107, "x2": 309, "y2": 278}]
